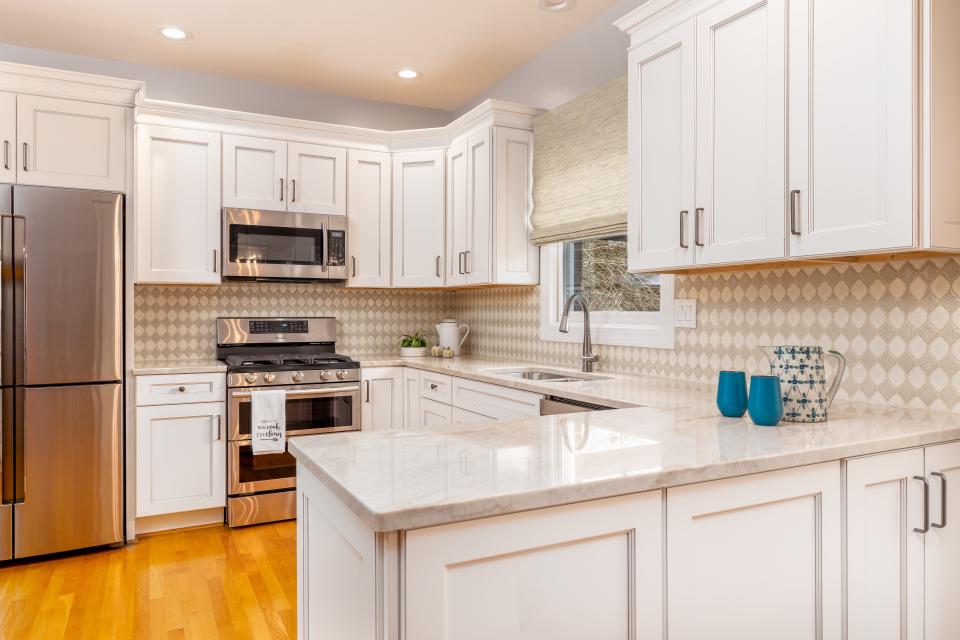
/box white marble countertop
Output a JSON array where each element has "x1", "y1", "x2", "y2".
[
  {"x1": 290, "y1": 381, "x2": 960, "y2": 531},
  {"x1": 131, "y1": 358, "x2": 228, "y2": 375}
]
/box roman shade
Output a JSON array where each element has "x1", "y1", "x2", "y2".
[{"x1": 531, "y1": 74, "x2": 628, "y2": 245}]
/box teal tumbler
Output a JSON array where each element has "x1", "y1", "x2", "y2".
[
  {"x1": 748, "y1": 375, "x2": 783, "y2": 427},
  {"x1": 717, "y1": 371, "x2": 748, "y2": 417}
]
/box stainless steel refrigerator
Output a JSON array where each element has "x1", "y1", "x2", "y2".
[{"x1": 0, "y1": 185, "x2": 123, "y2": 560}]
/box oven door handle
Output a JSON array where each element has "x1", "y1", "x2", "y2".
[{"x1": 230, "y1": 386, "x2": 360, "y2": 400}]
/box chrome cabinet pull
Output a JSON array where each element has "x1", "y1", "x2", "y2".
[
  {"x1": 213, "y1": 249, "x2": 218, "y2": 273},
  {"x1": 695, "y1": 208, "x2": 705, "y2": 247},
  {"x1": 351, "y1": 255, "x2": 357, "y2": 278},
  {"x1": 679, "y1": 210, "x2": 689, "y2": 249},
  {"x1": 458, "y1": 252, "x2": 465, "y2": 275},
  {"x1": 915, "y1": 475, "x2": 931, "y2": 534},
  {"x1": 435, "y1": 255, "x2": 441, "y2": 278},
  {"x1": 215, "y1": 415, "x2": 222, "y2": 441},
  {"x1": 364, "y1": 380, "x2": 370, "y2": 403},
  {"x1": 932, "y1": 471, "x2": 947, "y2": 529},
  {"x1": 279, "y1": 178, "x2": 284, "y2": 201},
  {"x1": 790, "y1": 190, "x2": 801, "y2": 236},
  {"x1": 465, "y1": 250, "x2": 471, "y2": 274},
  {"x1": 22, "y1": 143, "x2": 27, "y2": 172},
  {"x1": 292, "y1": 179, "x2": 297, "y2": 202},
  {"x1": 2, "y1": 140, "x2": 7, "y2": 170}
]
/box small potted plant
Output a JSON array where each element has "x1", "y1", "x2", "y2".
[{"x1": 399, "y1": 330, "x2": 429, "y2": 357}]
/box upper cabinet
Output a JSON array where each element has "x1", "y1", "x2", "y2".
[
  {"x1": 136, "y1": 125, "x2": 221, "y2": 284},
  {"x1": 14, "y1": 95, "x2": 126, "y2": 192},
  {"x1": 445, "y1": 126, "x2": 538, "y2": 287},
  {"x1": 222, "y1": 134, "x2": 346, "y2": 215},
  {"x1": 0, "y1": 92, "x2": 15, "y2": 184},
  {"x1": 347, "y1": 149, "x2": 391, "y2": 288},
  {"x1": 617, "y1": 0, "x2": 960, "y2": 272},
  {"x1": 393, "y1": 149, "x2": 445, "y2": 288}
]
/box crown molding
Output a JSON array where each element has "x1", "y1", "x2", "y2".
[
  {"x1": 0, "y1": 60, "x2": 143, "y2": 106},
  {"x1": 613, "y1": 0, "x2": 683, "y2": 34}
]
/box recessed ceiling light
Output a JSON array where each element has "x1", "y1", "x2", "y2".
[
  {"x1": 159, "y1": 26, "x2": 191, "y2": 40},
  {"x1": 397, "y1": 69, "x2": 420, "y2": 80},
  {"x1": 538, "y1": 0, "x2": 575, "y2": 11}
]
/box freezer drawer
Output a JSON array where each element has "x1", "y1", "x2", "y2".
[{"x1": 13, "y1": 383, "x2": 122, "y2": 558}]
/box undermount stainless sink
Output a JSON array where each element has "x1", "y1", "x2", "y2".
[{"x1": 487, "y1": 368, "x2": 611, "y2": 383}]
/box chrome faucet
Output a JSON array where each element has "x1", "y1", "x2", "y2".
[{"x1": 559, "y1": 293, "x2": 600, "y2": 372}]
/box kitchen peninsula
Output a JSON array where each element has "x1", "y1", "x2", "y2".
[{"x1": 290, "y1": 364, "x2": 960, "y2": 639}]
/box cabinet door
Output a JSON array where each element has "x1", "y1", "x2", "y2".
[
  {"x1": 287, "y1": 142, "x2": 346, "y2": 215},
  {"x1": 401, "y1": 368, "x2": 421, "y2": 430},
  {"x1": 446, "y1": 139, "x2": 469, "y2": 287},
  {"x1": 136, "y1": 402, "x2": 226, "y2": 517},
  {"x1": 135, "y1": 125, "x2": 221, "y2": 284},
  {"x1": 418, "y1": 398, "x2": 452, "y2": 431},
  {"x1": 16, "y1": 95, "x2": 125, "y2": 191},
  {"x1": 346, "y1": 149, "x2": 391, "y2": 287},
  {"x1": 694, "y1": 0, "x2": 786, "y2": 266},
  {"x1": 222, "y1": 134, "x2": 285, "y2": 211},
  {"x1": 0, "y1": 91, "x2": 14, "y2": 184},
  {"x1": 406, "y1": 491, "x2": 663, "y2": 640},
  {"x1": 627, "y1": 20, "x2": 696, "y2": 271},
  {"x1": 788, "y1": 0, "x2": 915, "y2": 257},
  {"x1": 925, "y1": 441, "x2": 960, "y2": 639},
  {"x1": 450, "y1": 406, "x2": 496, "y2": 426},
  {"x1": 846, "y1": 449, "x2": 925, "y2": 640},
  {"x1": 360, "y1": 367, "x2": 402, "y2": 431},
  {"x1": 392, "y1": 150, "x2": 445, "y2": 287},
  {"x1": 492, "y1": 127, "x2": 537, "y2": 285},
  {"x1": 667, "y1": 462, "x2": 841, "y2": 640},
  {"x1": 467, "y1": 128, "x2": 493, "y2": 285}
]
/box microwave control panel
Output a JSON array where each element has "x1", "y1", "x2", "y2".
[{"x1": 327, "y1": 230, "x2": 346, "y2": 266}]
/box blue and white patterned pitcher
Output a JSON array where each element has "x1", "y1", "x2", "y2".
[{"x1": 760, "y1": 346, "x2": 846, "y2": 423}]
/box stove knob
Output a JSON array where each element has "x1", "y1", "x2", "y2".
[
  {"x1": 292, "y1": 371, "x2": 304, "y2": 383},
  {"x1": 244, "y1": 373, "x2": 258, "y2": 384},
  {"x1": 319, "y1": 370, "x2": 331, "y2": 381},
  {"x1": 336, "y1": 369, "x2": 347, "y2": 380},
  {"x1": 264, "y1": 373, "x2": 276, "y2": 384}
]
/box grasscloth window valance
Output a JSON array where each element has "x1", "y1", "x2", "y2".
[{"x1": 530, "y1": 74, "x2": 628, "y2": 245}]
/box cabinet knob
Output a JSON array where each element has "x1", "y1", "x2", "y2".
[
  {"x1": 178, "y1": 386, "x2": 186, "y2": 392},
  {"x1": 430, "y1": 383, "x2": 439, "y2": 391}
]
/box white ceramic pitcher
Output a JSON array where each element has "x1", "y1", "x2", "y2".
[
  {"x1": 760, "y1": 345, "x2": 846, "y2": 423},
  {"x1": 436, "y1": 319, "x2": 470, "y2": 355}
]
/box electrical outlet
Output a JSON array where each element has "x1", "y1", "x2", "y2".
[{"x1": 674, "y1": 298, "x2": 697, "y2": 328}]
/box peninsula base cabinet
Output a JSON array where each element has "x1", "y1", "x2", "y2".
[
  {"x1": 846, "y1": 442, "x2": 960, "y2": 640},
  {"x1": 360, "y1": 367, "x2": 403, "y2": 432}
]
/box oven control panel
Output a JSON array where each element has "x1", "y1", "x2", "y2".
[{"x1": 249, "y1": 320, "x2": 309, "y2": 334}]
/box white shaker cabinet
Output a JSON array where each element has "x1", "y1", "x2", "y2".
[
  {"x1": 392, "y1": 150, "x2": 445, "y2": 288},
  {"x1": 135, "y1": 125, "x2": 221, "y2": 284},
  {"x1": 0, "y1": 91, "x2": 14, "y2": 183},
  {"x1": 401, "y1": 368, "x2": 421, "y2": 430},
  {"x1": 446, "y1": 138, "x2": 469, "y2": 287},
  {"x1": 667, "y1": 461, "x2": 841, "y2": 640},
  {"x1": 626, "y1": 20, "x2": 696, "y2": 271},
  {"x1": 787, "y1": 0, "x2": 915, "y2": 257},
  {"x1": 492, "y1": 127, "x2": 537, "y2": 285},
  {"x1": 845, "y1": 449, "x2": 925, "y2": 640},
  {"x1": 924, "y1": 441, "x2": 960, "y2": 639},
  {"x1": 347, "y1": 149, "x2": 392, "y2": 287},
  {"x1": 694, "y1": 0, "x2": 786, "y2": 266},
  {"x1": 287, "y1": 142, "x2": 346, "y2": 215},
  {"x1": 16, "y1": 94, "x2": 126, "y2": 191},
  {"x1": 222, "y1": 134, "x2": 285, "y2": 211},
  {"x1": 361, "y1": 367, "x2": 403, "y2": 431}
]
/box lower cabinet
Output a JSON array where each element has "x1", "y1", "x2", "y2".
[
  {"x1": 667, "y1": 462, "x2": 842, "y2": 640},
  {"x1": 360, "y1": 367, "x2": 403, "y2": 431},
  {"x1": 405, "y1": 491, "x2": 663, "y2": 640},
  {"x1": 401, "y1": 368, "x2": 421, "y2": 430},
  {"x1": 846, "y1": 442, "x2": 960, "y2": 640},
  {"x1": 135, "y1": 401, "x2": 226, "y2": 517},
  {"x1": 418, "y1": 398, "x2": 453, "y2": 431},
  {"x1": 451, "y1": 406, "x2": 496, "y2": 425}
]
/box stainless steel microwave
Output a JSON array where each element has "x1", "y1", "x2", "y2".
[{"x1": 222, "y1": 208, "x2": 347, "y2": 281}]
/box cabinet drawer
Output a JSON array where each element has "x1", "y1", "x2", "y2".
[
  {"x1": 451, "y1": 406, "x2": 497, "y2": 426},
  {"x1": 451, "y1": 377, "x2": 542, "y2": 419},
  {"x1": 418, "y1": 398, "x2": 453, "y2": 431},
  {"x1": 136, "y1": 373, "x2": 226, "y2": 406},
  {"x1": 420, "y1": 371, "x2": 452, "y2": 404}
]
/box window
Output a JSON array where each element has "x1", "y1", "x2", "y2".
[{"x1": 540, "y1": 235, "x2": 675, "y2": 349}]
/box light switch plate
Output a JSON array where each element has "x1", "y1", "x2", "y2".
[{"x1": 674, "y1": 298, "x2": 697, "y2": 328}]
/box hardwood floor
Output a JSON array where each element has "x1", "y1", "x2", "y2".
[{"x1": 0, "y1": 521, "x2": 296, "y2": 640}]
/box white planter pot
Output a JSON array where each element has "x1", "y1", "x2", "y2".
[{"x1": 400, "y1": 347, "x2": 429, "y2": 357}]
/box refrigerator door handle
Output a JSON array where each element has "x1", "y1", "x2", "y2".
[
  {"x1": 0, "y1": 389, "x2": 11, "y2": 505},
  {"x1": 12, "y1": 387, "x2": 22, "y2": 504},
  {"x1": 12, "y1": 215, "x2": 23, "y2": 387},
  {"x1": 1, "y1": 214, "x2": 12, "y2": 387}
]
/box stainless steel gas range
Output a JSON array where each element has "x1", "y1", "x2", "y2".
[{"x1": 217, "y1": 317, "x2": 360, "y2": 527}]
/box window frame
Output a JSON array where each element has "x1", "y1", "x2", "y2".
[{"x1": 538, "y1": 241, "x2": 676, "y2": 349}]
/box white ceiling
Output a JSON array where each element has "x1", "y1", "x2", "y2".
[{"x1": 0, "y1": 0, "x2": 623, "y2": 111}]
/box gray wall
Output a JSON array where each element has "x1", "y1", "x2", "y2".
[
  {"x1": 454, "y1": 0, "x2": 647, "y2": 116},
  {"x1": 0, "y1": 42, "x2": 453, "y2": 130}
]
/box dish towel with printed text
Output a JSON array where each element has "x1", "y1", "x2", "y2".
[{"x1": 250, "y1": 389, "x2": 286, "y2": 455}]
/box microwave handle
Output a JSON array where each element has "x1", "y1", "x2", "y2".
[{"x1": 321, "y1": 220, "x2": 329, "y2": 271}]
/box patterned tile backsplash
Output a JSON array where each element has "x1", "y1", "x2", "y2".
[
  {"x1": 133, "y1": 282, "x2": 449, "y2": 361},
  {"x1": 135, "y1": 257, "x2": 960, "y2": 413}
]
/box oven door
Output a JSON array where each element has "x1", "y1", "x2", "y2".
[
  {"x1": 223, "y1": 208, "x2": 343, "y2": 280},
  {"x1": 229, "y1": 442, "x2": 296, "y2": 495},
  {"x1": 228, "y1": 383, "x2": 361, "y2": 441}
]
